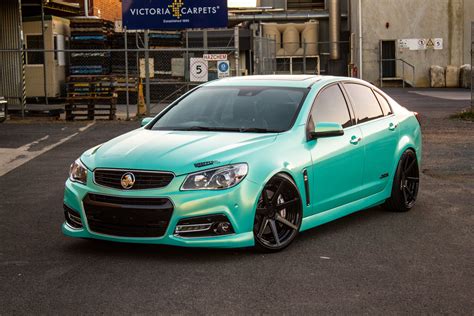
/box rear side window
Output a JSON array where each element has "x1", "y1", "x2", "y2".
[
  {"x1": 344, "y1": 83, "x2": 384, "y2": 123},
  {"x1": 310, "y1": 84, "x2": 352, "y2": 128},
  {"x1": 374, "y1": 90, "x2": 393, "y2": 115}
]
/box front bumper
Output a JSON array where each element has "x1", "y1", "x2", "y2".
[{"x1": 62, "y1": 173, "x2": 260, "y2": 248}]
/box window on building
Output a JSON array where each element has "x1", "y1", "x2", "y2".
[
  {"x1": 310, "y1": 84, "x2": 352, "y2": 129},
  {"x1": 344, "y1": 83, "x2": 384, "y2": 123},
  {"x1": 26, "y1": 35, "x2": 44, "y2": 65}
]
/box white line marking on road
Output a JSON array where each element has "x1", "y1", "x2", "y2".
[{"x1": 0, "y1": 122, "x2": 95, "y2": 177}]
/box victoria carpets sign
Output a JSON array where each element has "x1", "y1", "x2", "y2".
[{"x1": 122, "y1": 0, "x2": 228, "y2": 30}]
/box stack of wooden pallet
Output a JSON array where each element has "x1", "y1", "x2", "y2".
[
  {"x1": 66, "y1": 75, "x2": 117, "y2": 120},
  {"x1": 67, "y1": 18, "x2": 116, "y2": 120},
  {"x1": 69, "y1": 18, "x2": 113, "y2": 75}
]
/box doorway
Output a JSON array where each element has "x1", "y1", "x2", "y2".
[{"x1": 381, "y1": 40, "x2": 396, "y2": 78}]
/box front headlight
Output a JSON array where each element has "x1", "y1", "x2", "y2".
[
  {"x1": 181, "y1": 163, "x2": 248, "y2": 190},
  {"x1": 69, "y1": 159, "x2": 88, "y2": 184}
]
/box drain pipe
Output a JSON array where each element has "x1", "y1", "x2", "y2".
[
  {"x1": 84, "y1": 0, "x2": 89, "y2": 17},
  {"x1": 328, "y1": 0, "x2": 340, "y2": 60}
]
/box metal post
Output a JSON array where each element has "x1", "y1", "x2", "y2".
[
  {"x1": 402, "y1": 62, "x2": 405, "y2": 88},
  {"x1": 124, "y1": 27, "x2": 130, "y2": 120},
  {"x1": 203, "y1": 29, "x2": 208, "y2": 54},
  {"x1": 234, "y1": 26, "x2": 240, "y2": 76},
  {"x1": 144, "y1": 29, "x2": 150, "y2": 116},
  {"x1": 41, "y1": 0, "x2": 48, "y2": 105},
  {"x1": 18, "y1": 0, "x2": 25, "y2": 119},
  {"x1": 379, "y1": 41, "x2": 383, "y2": 87},
  {"x1": 184, "y1": 31, "x2": 189, "y2": 83},
  {"x1": 303, "y1": 40, "x2": 306, "y2": 74}
]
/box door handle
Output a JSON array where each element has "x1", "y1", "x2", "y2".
[
  {"x1": 350, "y1": 135, "x2": 362, "y2": 145},
  {"x1": 389, "y1": 122, "x2": 398, "y2": 131}
]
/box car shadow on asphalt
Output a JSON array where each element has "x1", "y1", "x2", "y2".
[{"x1": 61, "y1": 205, "x2": 392, "y2": 260}]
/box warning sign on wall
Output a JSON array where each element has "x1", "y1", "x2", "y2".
[{"x1": 398, "y1": 38, "x2": 443, "y2": 51}]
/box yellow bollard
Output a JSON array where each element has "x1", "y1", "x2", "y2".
[{"x1": 137, "y1": 79, "x2": 146, "y2": 116}]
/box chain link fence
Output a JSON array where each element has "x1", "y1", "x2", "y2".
[
  {"x1": 253, "y1": 36, "x2": 276, "y2": 75},
  {"x1": 0, "y1": 26, "x2": 350, "y2": 120}
]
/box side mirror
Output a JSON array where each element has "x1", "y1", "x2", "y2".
[
  {"x1": 141, "y1": 117, "x2": 153, "y2": 127},
  {"x1": 309, "y1": 122, "x2": 344, "y2": 140}
]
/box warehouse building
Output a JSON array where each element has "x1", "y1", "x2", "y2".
[{"x1": 350, "y1": 0, "x2": 474, "y2": 87}]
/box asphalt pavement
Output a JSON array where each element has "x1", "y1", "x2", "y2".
[{"x1": 0, "y1": 88, "x2": 472, "y2": 314}]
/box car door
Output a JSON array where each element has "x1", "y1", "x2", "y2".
[
  {"x1": 307, "y1": 83, "x2": 365, "y2": 213},
  {"x1": 343, "y1": 83, "x2": 399, "y2": 196}
]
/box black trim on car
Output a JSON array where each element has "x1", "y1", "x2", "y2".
[{"x1": 303, "y1": 169, "x2": 310, "y2": 206}]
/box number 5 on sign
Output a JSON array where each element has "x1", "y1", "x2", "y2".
[{"x1": 190, "y1": 58, "x2": 208, "y2": 82}]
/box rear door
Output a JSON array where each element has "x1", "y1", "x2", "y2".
[
  {"x1": 307, "y1": 83, "x2": 365, "y2": 213},
  {"x1": 343, "y1": 83, "x2": 399, "y2": 196}
]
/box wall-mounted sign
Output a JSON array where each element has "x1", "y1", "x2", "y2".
[
  {"x1": 203, "y1": 54, "x2": 228, "y2": 61},
  {"x1": 217, "y1": 60, "x2": 230, "y2": 78},
  {"x1": 398, "y1": 38, "x2": 443, "y2": 51},
  {"x1": 190, "y1": 58, "x2": 208, "y2": 82},
  {"x1": 139, "y1": 58, "x2": 154, "y2": 78},
  {"x1": 122, "y1": 0, "x2": 228, "y2": 30},
  {"x1": 433, "y1": 38, "x2": 443, "y2": 50}
]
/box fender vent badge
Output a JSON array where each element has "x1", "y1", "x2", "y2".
[{"x1": 194, "y1": 160, "x2": 219, "y2": 168}]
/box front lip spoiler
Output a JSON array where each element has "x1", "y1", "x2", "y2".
[{"x1": 62, "y1": 223, "x2": 255, "y2": 248}]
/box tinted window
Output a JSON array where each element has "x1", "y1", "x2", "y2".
[
  {"x1": 374, "y1": 90, "x2": 393, "y2": 115},
  {"x1": 344, "y1": 83, "x2": 384, "y2": 123},
  {"x1": 310, "y1": 84, "x2": 352, "y2": 128},
  {"x1": 151, "y1": 86, "x2": 307, "y2": 132}
]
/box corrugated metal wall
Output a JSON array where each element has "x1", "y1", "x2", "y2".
[{"x1": 0, "y1": 0, "x2": 23, "y2": 105}]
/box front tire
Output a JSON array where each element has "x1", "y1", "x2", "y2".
[
  {"x1": 385, "y1": 149, "x2": 420, "y2": 212},
  {"x1": 253, "y1": 174, "x2": 302, "y2": 252}
]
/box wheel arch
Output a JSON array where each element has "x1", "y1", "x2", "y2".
[{"x1": 387, "y1": 135, "x2": 421, "y2": 194}]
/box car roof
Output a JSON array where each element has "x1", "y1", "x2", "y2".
[{"x1": 204, "y1": 75, "x2": 344, "y2": 88}]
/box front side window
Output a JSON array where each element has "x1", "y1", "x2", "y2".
[
  {"x1": 344, "y1": 83, "x2": 384, "y2": 123},
  {"x1": 309, "y1": 84, "x2": 352, "y2": 129},
  {"x1": 151, "y1": 86, "x2": 307, "y2": 132}
]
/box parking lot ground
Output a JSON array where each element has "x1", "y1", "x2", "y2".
[{"x1": 0, "y1": 89, "x2": 472, "y2": 314}]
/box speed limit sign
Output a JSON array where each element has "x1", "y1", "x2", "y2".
[{"x1": 190, "y1": 58, "x2": 208, "y2": 82}]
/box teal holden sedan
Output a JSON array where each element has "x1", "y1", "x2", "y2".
[{"x1": 63, "y1": 75, "x2": 422, "y2": 251}]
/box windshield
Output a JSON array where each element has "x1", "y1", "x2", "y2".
[{"x1": 150, "y1": 86, "x2": 308, "y2": 133}]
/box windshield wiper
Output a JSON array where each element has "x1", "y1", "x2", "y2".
[
  {"x1": 238, "y1": 128, "x2": 281, "y2": 133},
  {"x1": 183, "y1": 126, "x2": 214, "y2": 131},
  {"x1": 180, "y1": 126, "x2": 240, "y2": 132},
  {"x1": 168, "y1": 126, "x2": 280, "y2": 133}
]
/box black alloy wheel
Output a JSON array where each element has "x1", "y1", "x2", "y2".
[
  {"x1": 385, "y1": 149, "x2": 420, "y2": 212},
  {"x1": 254, "y1": 174, "x2": 302, "y2": 251}
]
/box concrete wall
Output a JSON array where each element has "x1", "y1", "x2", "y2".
[{"x1": 351, "y1": 0, "x2": 471, "y2": 87}]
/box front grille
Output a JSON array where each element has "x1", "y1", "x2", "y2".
[
  {"x1": 94, "y1": 169, "x2": 174, "y2": 190},
  {"x1": 83, "y1": 194, "x2": 173, "y2": 237}
]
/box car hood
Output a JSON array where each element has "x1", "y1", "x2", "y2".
[{"x1": 81, "y1": 129, "x2": 277, "y2": 176}]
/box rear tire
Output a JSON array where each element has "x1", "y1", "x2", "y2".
[{"x1": 385, "y1": 149, "x2": 420, "y2": 212}]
